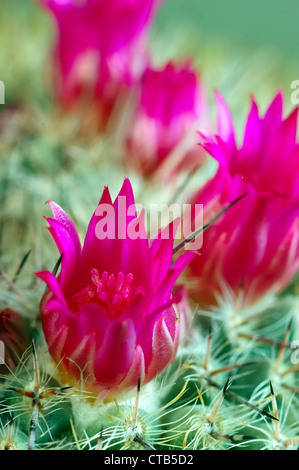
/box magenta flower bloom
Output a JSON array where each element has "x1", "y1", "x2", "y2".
[
  {"x1": 42, "y1": 0, "x2": 163, "y2": 127},
  {"x1": 126, "y1": 62, "x2": 206, "y2": 177},
  {"x1": 37, "y1": 179, "x2": 194, "y2": 399},
  {"x1": 189, "y1": 92, "x2": 299, "y2": 309}
]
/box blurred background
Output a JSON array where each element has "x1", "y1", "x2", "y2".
[
  {"x1": 0, "y1": 0, "x2": 299, "y2": 309},
  {"x1": 1, "y1": 0, "x2": 298, "y2": 108},
  {"x1": 0, "y1": 2, "x2": 298, "y2": 449},
  {"x1": 158, "y1": 0, "x2": 299, "y2": 58}
]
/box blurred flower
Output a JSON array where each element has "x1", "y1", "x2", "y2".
[
  {"x1": 43, "y1": 0, "x2": 163, "y2": 128},
  {"x1": 37, "y1": 178, "x2": 195, "y2": 399},
  {"x1": 126, "y1": 62, "x2": 207, "y2": 177},
  {"x1": 0, "y1": 308, "x2": 29, "y2": 370},
  {"x1": 189, "y1": 92, "x2": 299, "y2": 309}
]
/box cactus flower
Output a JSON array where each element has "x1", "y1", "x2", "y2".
[
  {"x1": 126, "y1": 62, "x2": 206, "y2": 177},
  {"x1": 189, "y1": 92, "x2": 299, "y2": 309},
  {"x1": 43, "y1": 0, "x2": 163, "y2": 127},
  {"x1": 37, "y1": 179, "x2": 195, "y2": 399},
  {"x1": 0, "y1": 308, "x2": 29, "y2": 370}
]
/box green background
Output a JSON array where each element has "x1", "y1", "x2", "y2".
[{"x1": 2, "y1": 0, "x2": 299, "y2": 58}]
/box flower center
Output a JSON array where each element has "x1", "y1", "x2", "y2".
[{"x1": 69, "y1": 269, "x2": 143, "y2": 318}]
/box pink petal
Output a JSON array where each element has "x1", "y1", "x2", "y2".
[
  {"x1": 48, "y1": 200, "x2": 81, "y2": 256},
  {"x1": 215, "y1": 91, "x2": 236, "y2": 151},
  {"x1": 118, "y1": 345, "x2": 145, "y2": 391},
  {"x1": 36, "y1": 271, "x2": 67, "y2": 305},
  {"x1": 149, "y1": 218, "x2": 181, "y2": 290},
  {"x1": 263, "y1": 91, "x2": 283, "y2": 128},
  {"x1": 64, "y1": 334, "x2": 97, "y2": 386},
  {"x1": 77, "y1": 186, "x2": 113, "y2": 288},
  {"x1": 78, "y1": 180, "x2": 150, "y2": 292},
  {"x1": 239, "y1": 98, "x2": 261, "y2": 172},
  {"x1": 144, "y1": 315, "x2": 176, "y2": 382},
  {"x1": 44, "y1": 216, "x2": 80, "y2": 289}
]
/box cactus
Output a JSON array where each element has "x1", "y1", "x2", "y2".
[{"x1": 1, "y1": 276, "x2": 298, "y2": 450}]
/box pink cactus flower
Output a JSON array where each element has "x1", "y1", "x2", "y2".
[
  {"x1": 37, "y1": 179, "x2": 195, "y2": 399},
  {"x1": 42, "y1": 0, "x2": 163, "y2": 128},
  {"x1": 189, "y1": 92, "x2": 299, "y2": 309},
  {"x1": 125, "y1": 62, "x2": 207, "y2": 177}
]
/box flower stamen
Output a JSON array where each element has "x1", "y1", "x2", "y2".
[{"x1": 70, "y1": 269, "x2": 140, "y2": 318}]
